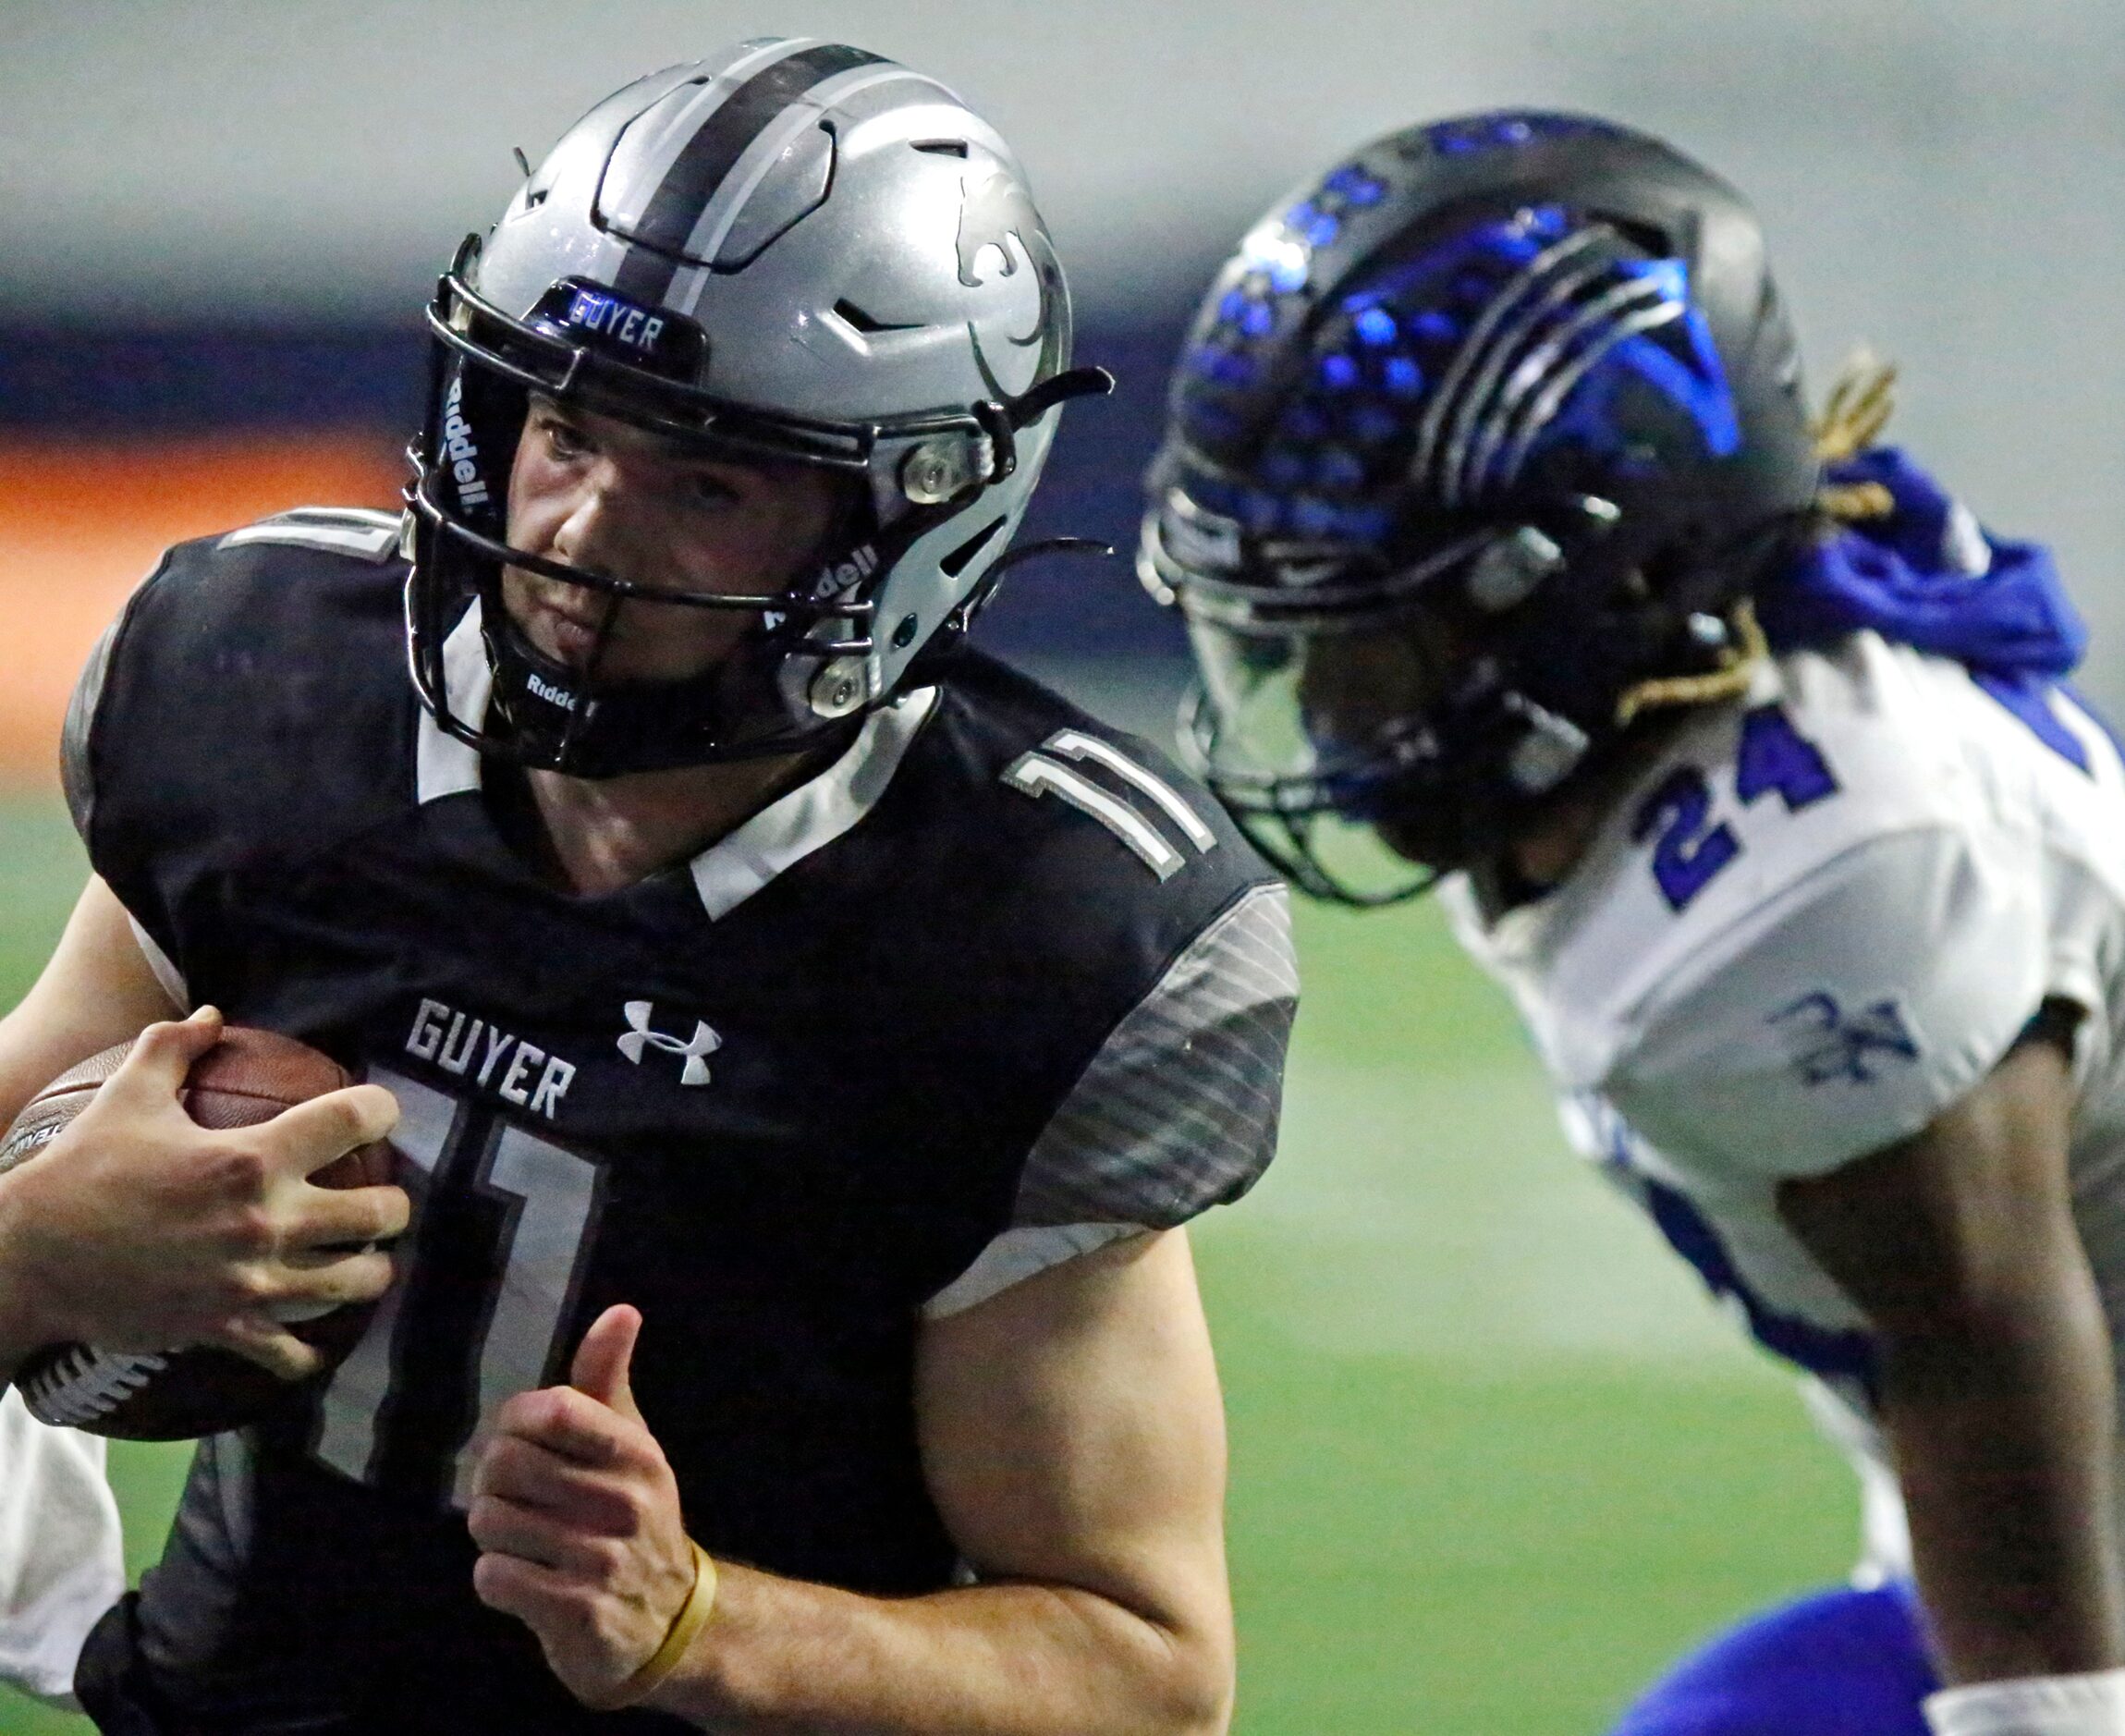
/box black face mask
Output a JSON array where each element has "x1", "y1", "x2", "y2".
[{"x1": 472, "y1": 570, "x2": 862, "y2": 778}]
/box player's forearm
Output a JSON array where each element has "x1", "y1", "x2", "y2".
[
  {"x1": 1876, "y1": 1259, "x2": 2125, "y2": 1684},
  {"x1": 643, "y1": 1559, "x2": 1233, "y2": 1736}
]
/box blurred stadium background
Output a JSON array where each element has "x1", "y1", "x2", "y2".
[{"x1": 2, "y1": 2, "x2": 2118, "y2": 1730}]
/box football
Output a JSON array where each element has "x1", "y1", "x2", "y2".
[{"x1": 0, "y1": 1025, "x2": 395, "y2": 1439}]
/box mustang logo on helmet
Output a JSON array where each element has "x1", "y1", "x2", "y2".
[
  {"x1": 955, "y1": 168, "x2": 1038, "y2": 289},
  {"x1": 957, "y1": 164, "x2": 1069, "y2": 397}
]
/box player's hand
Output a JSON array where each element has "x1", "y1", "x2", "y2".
[
  {"x1": 468, "y1": 1304, "x2": 702, "y2": 1707},
  {"x1": 0, "y1": 1007, "x2": 407, "y2": 1379}
]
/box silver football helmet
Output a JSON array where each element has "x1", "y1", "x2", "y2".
[{"x1": 405, "y1": 38, "x2": 1108, "y2": 776}]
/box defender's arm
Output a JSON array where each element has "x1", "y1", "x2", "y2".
[
  {"x1": 1777, "y1": 1011, "x2": 2125, "y2": 1689},
  {"x1": 471, "y1": 1227, "x2": 1236, "y2": 1735}
]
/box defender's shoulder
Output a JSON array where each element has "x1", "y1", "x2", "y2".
[
  {"x1": 1603, "y1": 820, "x2": 2054, "y2": 1180},
  {"x1": 1455, "y1": 633, "x2": 2122, "y2": 1177},
  {"x1": 1459, "y1": 635, "x2": 2055, "y2": 1051}
]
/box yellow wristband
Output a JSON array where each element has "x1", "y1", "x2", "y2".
[{"x1": 595, "y1": 1539, "x2": 718, "y2": 1711}]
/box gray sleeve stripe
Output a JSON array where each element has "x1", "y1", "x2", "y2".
[
  {"x1": 1092, "y1": 1017, "x2": 1294, "y2": 1091},
  {"x1": 1008, "y1": 882, "x2": 1297, "y2": 1231},
  {"x1": 1130, "y1": 964, "x2": 1290, "y2": 1018},
  {"x1": 1150, "y1": 895, "x2": 1301, "y2": 999},
  {"x1": 60, "y1": 553, "x2": 174, "y2": 843},
  {"x1": 1050, "y1": 1087, "x2": 1283, "y2": 1152},
  {"x1": 1124, "y1": 995, "x2": 1294, "y2": 1051},
  {"x1": 1047, "y1": 1033, "x2": 1288, "y2": 1116},
  {"x1": 1054, "y1": 1070, "x2": 1283, "y2": 1139},
  {"x1": 1217, "y1": 914, "x2": 1301, "y2": 972}
]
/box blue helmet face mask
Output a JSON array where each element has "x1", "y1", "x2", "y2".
[{"x1": 1141, "y1": 113, "x2": 1820, "y2": 902}]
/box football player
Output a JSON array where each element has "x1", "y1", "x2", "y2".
[
  {"x1": 1, "y1": 40, "x2": 1294, "y2": 1734},
  {"x1": 1140, "y1": 113, "x2": 2125, "y2": 1736}
]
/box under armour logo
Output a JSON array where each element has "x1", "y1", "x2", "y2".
[
  {"x1": 617, "y1": 1000, "x2": 721, "y2": 1087},
  {"x1": 1768, "y1": 992, "x2": 1921, "y2": 1086}
]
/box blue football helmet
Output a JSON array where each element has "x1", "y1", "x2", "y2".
[{"x1": 1140, "y1": 112, "x2": 1820, "y2": 899}]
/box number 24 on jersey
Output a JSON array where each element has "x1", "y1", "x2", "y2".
[{"x1": 1631, "y1": 703, "x2": 1840, "y2": 911}]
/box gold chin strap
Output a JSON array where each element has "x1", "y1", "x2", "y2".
[
  {"x1": 1615, "y1": 598, "x2": 1769, "y2": 727},
  {"x1": 1610, "y1": 347, "x2": 1900, "y2": 729},
  {"x1": 1813, "y1": 348, "x2": 1899, "y2": 522}
]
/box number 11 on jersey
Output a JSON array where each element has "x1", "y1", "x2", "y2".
[{"x1": 311, "y1": 1069, "x2": 608, "y2": 1508}]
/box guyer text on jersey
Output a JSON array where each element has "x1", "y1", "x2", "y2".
[{"x1": 403, "y1": 998, "x2": 577, "y2": 1119}]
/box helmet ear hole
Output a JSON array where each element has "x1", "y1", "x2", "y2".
[{"x1": 940, "y1": 516, "x2": 1008, "y2": 579}]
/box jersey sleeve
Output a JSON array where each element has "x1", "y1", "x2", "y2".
[
  {"x1": 922, "y1": 881, "x2": 1299, "y2": 1316},
  {"x1": 60, "y1": 541, "x2": 177, "y2": 851},
  {"x1": 57, "y1": 595, "x2": 193, "y2": 1009},
  {"x1": 1606, "y1": 823, "x2": 2053, "y2": 1181}
]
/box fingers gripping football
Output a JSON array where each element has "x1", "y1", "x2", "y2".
[
  {"x1": 0, "y1": 1010, "x2": 407, "y2": 1389},
  {"x1": 469, "y1": 1305, "x2": 702, "y2": 1707}
]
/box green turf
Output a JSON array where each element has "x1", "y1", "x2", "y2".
[{"x1": 0, "y1": 792, "x2": 1857, "y2": 1734}]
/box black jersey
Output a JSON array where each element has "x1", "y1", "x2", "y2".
[{"x1": 63, "y1": 509, "x2": 1296, "y2": 1734}]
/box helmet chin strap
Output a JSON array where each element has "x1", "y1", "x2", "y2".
[
  {"x1": 549, "y1": 588, "x2": 624, "y2": 769},
  {"x1": 475, "y1": 574, "x2": 855, "y2": 778}
]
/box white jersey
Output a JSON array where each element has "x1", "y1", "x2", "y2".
[
  {"x1": 1445, "y1": 630, "x2": 2125, "y2": 1571},
  {"x1": 0, "y1": 1389, "x2": 122, "y2": 1705}
]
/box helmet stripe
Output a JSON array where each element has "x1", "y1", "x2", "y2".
[
  {"x1": 1489, "y1": 291, "x2": 1684, "y2": 492},
  {"x1": 612, "y1": 43, "x2": 887, "y2": 305},
  {"x1": 1415, "y1": 229, "x2": 1606, "y2": 495},
  {"x1": 1470, "y1": 272, "x2": 1666, "y2": 501},
  {"x1": 671, "y1": 62, "x2": 928, "y2": 288}
]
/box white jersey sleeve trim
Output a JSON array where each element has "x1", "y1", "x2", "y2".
[
  {"x1": 128, "y1": 913, "x2": 189, "y2": 1012},
  {"x1": 920, "y1": 1224, "x2": 1145, "y2": 1319},
  {"x1": 0, "y1": 1389, "x2": 123, "y2": 1706},
  {"x1": 1606, "y1": 821, "x2": 2051, "y2": 1180}
]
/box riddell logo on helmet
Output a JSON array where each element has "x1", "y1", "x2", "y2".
[
  {"x1": 527, "y1": 673, "x2": 580, "y2": 712},
  {"x1": 441, "y1": 376, "x2": 490, "y2": 510},
  {"x1": 810, "y1": 544, "x2": 879, "y2": 601}
]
